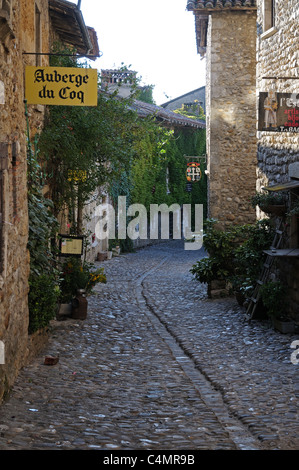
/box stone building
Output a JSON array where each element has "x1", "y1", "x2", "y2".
[
  {"x1": 187, "y1": 0, "x2": 299, "y2": 320},
  {"x1": 0, "y1": 0, "x2": 30, "y2": 400},
  {"x1": 161, "y1": 86, "x2": 206, "y2": 115},
  {"x1": 256, "y1": 0, "x2": 299, "y2": 320},
  {"x1": 101, "y1": 69, "x2": 139, "y2": 98},
  {"x1": 0, "y1": 0, "x2": 98, "y2": 402},
  {"x1": 187, "y1": 0, "x2": 257, "y2": 227}
]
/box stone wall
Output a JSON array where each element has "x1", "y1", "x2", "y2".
[
  {"x1": 256, "y1": 0, "x2": 299, "y2": 321},
  {"x1": 206, "y1": 10, "x2": 257, "y2": 227},
  {"x1": 0, "y1": 0, "x2": 50, "y2": 402},
  {"x1": 256, "y1": 0, "x2": 299, "y2": 189}
]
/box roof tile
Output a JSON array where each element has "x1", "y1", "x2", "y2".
[{"x1": 187, "y1": 0, "x2": 256, "y2": 10}]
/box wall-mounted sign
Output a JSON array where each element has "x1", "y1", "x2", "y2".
[
  {"x1": 186, "y1": 162, "x2": 202, "y2": 182},
  {"x1": 258, "y1": 91, "x2": 299, "y2": 132},
  {"x1": 25, "y1": 66, "x2": 98, "y2": 106},
  {"x1": 185, "y1": 182, "x2": 192, "y2": 192},
  {"x1": 59, "y1": 234, "x2": 84, "y2": 257}
]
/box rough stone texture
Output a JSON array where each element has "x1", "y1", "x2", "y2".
[
  {"x1": 256, "y1": 0, "x2": 299, "y2": 320},
  {"x1": 0, "y1": 0, "x2": 50, "y2": 402},
  {"x1": 206, "y1": 10, "x2": 257, "y2": 227},
  {"x1": 256, "y1": 0, "x2": 299, "y2": 188},
  {"x1": 0, "y1": 241, "x2": 298, "y2": 450}
]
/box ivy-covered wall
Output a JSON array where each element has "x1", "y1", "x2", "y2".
[
  {"x1": 109, "y1": 124, "x2": 207, "y2": 250},
  {"x1": 127, "y1": 126, "x2": 207, "y2": 213}
]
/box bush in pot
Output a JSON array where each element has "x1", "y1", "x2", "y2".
[{"x1": 59, "y1": 257, "x2": 107, "y2": 303}]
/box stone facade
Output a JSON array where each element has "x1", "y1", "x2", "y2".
[
  {"x1": 0, "y1": 0, "x2": 48, "y2": 402},
  {"x1": 256, "y1": 0, "x2": 299, "y2": 188},
  {"x1": 206, "y1": 10, "x2": 257, "y2": 226},
  {"x1": 187, "y1": 2, "x2": 257, "y2": 227},
  {"x1": 0, "y1": 0, "x2": 98, "y2": 402},
  {"x1": 256, "y1": 0, "x2": 299, "y2": 321},
  {"x1": 188, "y1": 1, "x2": 299, "y2": 320}
]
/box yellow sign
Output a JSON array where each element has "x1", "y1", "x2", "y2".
[{"x1": 25, "y1": 66, "x2": 98, "y2": 106}]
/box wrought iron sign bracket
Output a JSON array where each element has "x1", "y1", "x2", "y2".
[
  {"x1": 184, "y1": 154, "x2": 207, "y2": 164},
  {"x1": 22, "y1": 51, "x2": 102, "y2": 59}
]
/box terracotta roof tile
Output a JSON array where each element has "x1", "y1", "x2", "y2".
[
  {"x1": 187, "y1": 0, "x2": 256, "y2": 10},
  {"x1": 131, "y1": 100, "x2": 206, "y2": 129}
]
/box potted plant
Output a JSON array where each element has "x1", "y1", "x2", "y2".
[
  {"x1": 251, "y1": 191, "x2": 286, "y2": 217},
  {"x1": 287, "y1": 199, "x2": 299, "y2": 219},
  {"x1": 58, "y1": 257, "x2": 107, "y2": 318},
  {"x1": 229, "y1": 276, "x2": 254, "y2": 306},
  {"x1": 260, "y1": 280, "x2": 294, "y2": 333},
  {"x1": 229, "y1": 219, "x2": 274, "y2": 306}
]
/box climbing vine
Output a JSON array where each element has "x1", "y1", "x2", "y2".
[
  {"x1": 26, "y1": 102, "x2": 60, "y2": 333},
  {"x1": 127, "y1": 126, "x2": 207, "y2": 214}
]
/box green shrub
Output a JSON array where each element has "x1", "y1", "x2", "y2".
[
  {"x1": 59, "y1": 257, "x2": 107, "y2": 302},
  {"x1": 28, "y1": 274, "x2": 60, "y2": 334},
  {"x1": 190, "y1": 218, "x2": 274, "y2": 301},
  {"x1": 260, "y1": 280, "x2": 286, "y2": 319}
]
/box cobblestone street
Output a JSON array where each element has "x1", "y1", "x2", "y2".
[{"x1": 0, "y1": 241, "x2": 298, "y2": 452}]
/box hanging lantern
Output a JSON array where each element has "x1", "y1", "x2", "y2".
[{"x1": 186, "y1": 162, "x2": 202, "y2": 182}]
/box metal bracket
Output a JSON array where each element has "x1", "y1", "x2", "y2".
[
  {"x1": 184, "y1": 154, "x2": 207, "y2": 164},
  {"x1": 22, "y1": 52, "x2": 102, "y2": 59}
]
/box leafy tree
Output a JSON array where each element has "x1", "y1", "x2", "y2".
[
  {"x1": 136, "y1": 85, "x2": 156, "y2": 104},
  {"x1": 26, "y1": 103, "x2": 60, "y2": 333},
  {"x1": 38, "y1": 45, "x2": 139, "y2": 233}
]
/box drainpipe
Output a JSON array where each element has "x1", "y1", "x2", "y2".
[{"x1": 75, "y1": 1, "x2": 93, "y2": 55}]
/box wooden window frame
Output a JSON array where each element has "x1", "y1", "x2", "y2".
[
  {"x1": 0, "y1": 171, "x2": 3, "y2": 272},
  {"x1": 263, "y1": 0, "x2": 276, "y2": 32},
  {"x1": 35, "y1": 3, "x2": 41, "y2": 66}
]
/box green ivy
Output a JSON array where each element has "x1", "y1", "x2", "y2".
[
  {"x1": 260, "y1": 280, "x2": 287, "y2": 319},
  {"x1": 28, "y1": 274, "x2": 59, "y2": 334},
  {"x1": 173, "y1": 101, "x2": 206, "y2": 121},
  {"x1": 25, "y1": 102, "x2": 60, "y2": 333}
]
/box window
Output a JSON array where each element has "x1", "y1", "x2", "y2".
[
  {"x1": 0, "y1": 171, "x2": 3, "y2": 271},
  {"x1": 0, "y1": 143, "x2": 8, "y2": 277},
  {"x1": 35, "y1": 4, "x2": 41, "y2": 66},
  {"x1": 263, "y1": 0, "x2": 275, "y2": 32},
  {"x1": 0, "y1": 0, "x2": 13, "y2": 42}
]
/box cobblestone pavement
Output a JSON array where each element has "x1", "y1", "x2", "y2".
[{"x1": 0, "y1": 240, "x2": 298, "y2": 451}]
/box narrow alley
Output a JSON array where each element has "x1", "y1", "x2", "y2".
[{"x1": 0, "y1": 241, "x2": 298, "y2": 453}]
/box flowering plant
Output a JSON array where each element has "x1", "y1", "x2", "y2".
[{"x1": 59, "y1": 257, "x2": 106, "y2": 302}]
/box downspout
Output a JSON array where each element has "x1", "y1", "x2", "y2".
[{"x1": 75, "y1": 1, "x2": 92, "y2": 55}]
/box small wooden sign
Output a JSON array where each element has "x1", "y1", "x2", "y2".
[{"x1": 59, "y1": 234, "x2": 84, "y2": 257}]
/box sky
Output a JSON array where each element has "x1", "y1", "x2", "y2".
[{"x1": 79, "y1": 0, "x2": 206, "y2": 105}]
